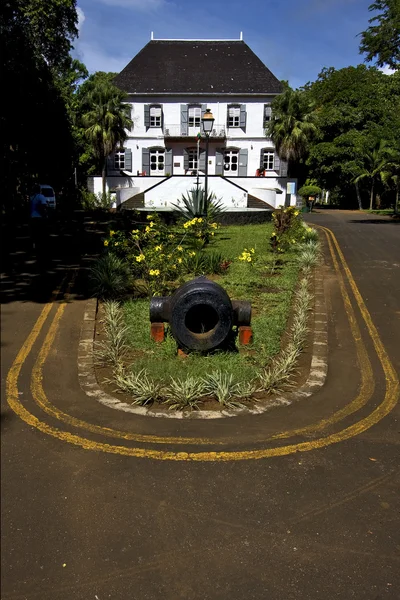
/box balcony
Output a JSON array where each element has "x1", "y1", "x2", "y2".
[{"x1": 163, "y1": 124, "x2": 226, "y2": 139}]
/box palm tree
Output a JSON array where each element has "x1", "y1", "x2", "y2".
[
  {"x1": 353, "y1": 140, "x2": 398, "y2": 210},
  {"x1": 82, "y1": 81, "x2": 133, "y2": 195},
  {"x1": 266, "y1": 88, "x2": 317, "y2": 172}
]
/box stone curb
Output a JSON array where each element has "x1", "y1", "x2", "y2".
[{"x1": 77, "y1": 272, "x2": 328, "y2": 420}]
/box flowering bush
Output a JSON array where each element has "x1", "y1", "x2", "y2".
[
  {"x1": 101, "y1": 214, "x2": 229, "y2": 297},
  {"x1": 270, "y1": 206, "x2": 303, "y2": 253},
  {"x1": 238, "y1": 248, "x2": 255, "y2": 263},
  {"x1": 182, "y1": 216, "x2": 220, "y2": 249}
]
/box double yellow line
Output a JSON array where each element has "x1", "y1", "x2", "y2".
[{"x1": 6, "y1": 228, "x2": 399, "y2": 461}]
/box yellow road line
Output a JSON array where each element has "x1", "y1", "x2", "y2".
[
  {"x1": 31, "y1": 303, "x2": 212, "y2": 446},
  {"x1": 6, "y1": 228, "x2": 399, "y2": 461},
  {"x1": 30, "y1": 225, "x2": 374, "y2": 446},
  {"x1": 272, "y1": 227, "x2": 375, "y2": 440}
]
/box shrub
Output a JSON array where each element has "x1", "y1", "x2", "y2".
[{"x1": 89, "y1": 253, "x2": 132, "y2": 299}]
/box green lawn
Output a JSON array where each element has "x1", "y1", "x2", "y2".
[{"x1": 123, "y1": 223, "x2": 302, "y2": 384}]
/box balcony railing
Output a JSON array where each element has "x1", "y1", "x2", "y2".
[{"x1": 163, "y1": 124, "x2": 226, "y2": 138}]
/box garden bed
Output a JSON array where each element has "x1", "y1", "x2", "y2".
[{"x1": 92, "y1": 208, "x2": 321, "y2": 412}]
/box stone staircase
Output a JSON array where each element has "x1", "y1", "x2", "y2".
[
  {"x1": 247, "y1": 194, "x2": 274, "y2": 210},
  {"x1": 121, "y1": 192, "x2": 144, "y2": 210}
]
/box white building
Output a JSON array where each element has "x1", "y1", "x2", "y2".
[{"x1": 89, "y1": 36, "x2": 298, "y2": 212}]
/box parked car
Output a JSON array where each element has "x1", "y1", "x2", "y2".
[{"x1": 39, "y1": 184, "x2": 56, "y2": 209}]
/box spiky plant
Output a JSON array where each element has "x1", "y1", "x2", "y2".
[
  {"x1": 114, "y1": 369, "x2": 164, "y2": 405},
  {"x1": 202, "y1": 371, "x2": 245, "y2": 408},
  {"x1": 172, "y1": 187, "x2": 225, "y2": 220},
  {"x1": 164, "y1": 377, "x2": 205, "y2": 410}
]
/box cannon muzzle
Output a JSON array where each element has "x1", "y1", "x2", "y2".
[{"x1": 150, "y1": 276, "x2": 251, "y2": 352}]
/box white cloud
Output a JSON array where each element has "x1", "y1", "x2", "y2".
[
  {"x1": 96, "y1": 0, "x2": 168, "y2": 10},
  {"x1": 72, "y1": 40, "x2": 130, "y2": 74},
  {"x1": 380, "y1": 65, "x2": 396, "y2": 75},
  {"x1": 76, "y1": 6, "x2": 86, "y2": 33}
]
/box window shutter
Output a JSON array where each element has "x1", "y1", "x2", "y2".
[
  {"x1": 183, "y1": 149, "x2": 189, "y2": 171},
  {"x1": 240, "y1": 104, "x2": 247, "y2": 129},
  {"x1": 125, "y1": 149, "x2": 132, "y2": 171},
  {"x1": 215, "y1": 149, "x2": 224, "y2": 175},
  {"x1": 238, "y1": 149, "x2": 248, "y2": 176},
  {"x1": 165, "y1": 148, "x2": 173, "y2": 174},
  {"x1": 259, "y1": 148, "x2": 264, "y2": 169},
  {"x1": 107, "y1": 154, "x2": 115, "y2": 174},
  {"x1": 274, "y1": 153, "x2": 281, "y2": 172},
  {"x1": 160, "y1": 106, "x2": 164, "y2": 131},
  {"x1": 201, "y1": 104, "x2": 207, "y2": 119},
  {"x1": 199, "y1": 149, "x2": 206, "y2": 172},
  {"x1": 280, "y1": 159, "x2": 288, "y2": 177},
  {"x1": 264, "y1": 104, "x2": 272, "y2": 124},
  {"x1": 144, "y1": 105, "x2": 150, "y2": 130},
  {"x1": 181, "y1": 104, "x2": 188, "y2": 136},
  {"x1": 142, "y1": 148, "x2": 150, "y2": 174}
]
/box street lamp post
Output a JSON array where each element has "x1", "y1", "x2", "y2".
[{"x1": 201, "y1": 108, "x2": 215, "y2": 218}]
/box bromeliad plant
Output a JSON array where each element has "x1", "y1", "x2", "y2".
[{"x1": 173, "y1": 187, "x2": 224, "y2": 248}]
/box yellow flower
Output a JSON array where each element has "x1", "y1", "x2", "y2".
[
  {"x1": 109, "y1": 230, "x2": 115, "y2": 237},
  {"x1": 131, "y1": 229, "x2": 139, "y2": 234},
  {"x1": 149, "y1": 221, "x2": 155, "y2": 227},
  {"x1": 250, "y1": 248, "x2": 255, "y2": 254},
  {"x1": 149, "y1": 269, "x2": 160, "y2": 276},
  {"x1": 247, "y1": 257, "x2": 252, "y2": 262},
  {"x1": 177, "y1": 246, "x2": 183, "y2": 252},
  {"x1": 189, "y1": 251, "x2": 196, "y2": 257},
  {"x1": 155, "y1": 245, "x2": 162, "y2": 251},
  {"x1": 271, "y1": 232, "x2": 277, "y2": 237},
  {"x1": 147, "y1": 214, "x2": 154, "y2": 220},
  {"x1": 197, "y1": 217, "x2": 203, "y2": 223},
  {"x1": 177, "y1": 257, "x2": 183, "y2": 264},
  {"x1": 211, "y1": 222, "x2": 218, "y2": 229},
  {"x1": 104, "y1": 240, "x2": 109, "y2": 247},
  {"x1": 114, "y1": 241, "x2": 119, "y2": 246},
  {"x1": 135, "y1": 254, "x2": 145, "y2": 262},
  {"x1": 145, "y1": 226, "x2": 151, "y2": 233}
]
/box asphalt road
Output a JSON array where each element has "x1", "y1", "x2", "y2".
[{"x1": 1, "y1": 210, "x2": 399, "y2": 600}]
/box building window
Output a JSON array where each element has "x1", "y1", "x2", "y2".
[
  {"x1": 262, "y1": 150, "x2": 274, "y2": 171},
  {"x1": 188, "y1": 149, "x2": 198, "y2": 171},
  {"x1": 188, "y1": 106, "x2": 201, "y2": 128},
  {"x1": 150, "y1": 106, "x2": 162, "y2": 127},
  {"x1": 224, "y1": 150, "x2": 239, "y2": 173},
  {"x1": 264, "y1": 104, "x2": 272, "y2": 126},
  {"x1": 114, "y1": 150, "x2": 125, "y2": 170},
  {"x1": 227, "y1": 106, "x2": 240, "y2": 128},
  {"x1": 150, "y1": 149, "x2": 165, "y2": 174}
]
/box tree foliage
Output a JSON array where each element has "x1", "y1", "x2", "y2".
[
  {"x1": 79, "y1": 79, "x2": 133, "y2": 194},
  {"x1": 1, "y1": 0, "x2": 80, "y2": 214},
  {"x1": 305, "y1": 65, "x2": 400, "y2": 207},
  {"x1": 267, "y1": 87, "x2": 317, "y2": 178},
  {"x1": 359, "y1": 0, "x2": 400, "y2": 70}
]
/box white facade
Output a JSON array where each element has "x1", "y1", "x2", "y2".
[{"x1": 89, "y1": 95, "x2": 297, "y2": 210}]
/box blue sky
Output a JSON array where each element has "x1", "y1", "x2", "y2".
[{"x1": 73, "y1": 0, "x2": 384, "y2": 89}]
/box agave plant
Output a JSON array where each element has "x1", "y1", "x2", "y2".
[{"x1": 172, "y1": 187, "x2": 225, "y2": 220}]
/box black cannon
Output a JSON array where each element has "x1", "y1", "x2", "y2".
[{"x1": 149, "y1": 276, "x2": 252, "y2": 352}]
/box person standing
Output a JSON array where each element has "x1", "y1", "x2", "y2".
[{"x1": 30, "y1": 184, "x2": 49, "y2": 268}]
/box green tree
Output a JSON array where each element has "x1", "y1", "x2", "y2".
[
  {"x1": 306, "y1": 65, "x2": 400, "y2": 207},
  {"x1": 81, "y1": 81, "x2": 133, "y2": 195},
  {"x1": 353, "y1": 140, "x2": 398, "y2": 209},
  {"x1": 266, "y1": 87, "x2": 317, "y2": 177},
  {"x1": 1, "y1": 0, "x2": 80, "y2": 214},
  {"x1": 359, "y1": 0, "x2": 400, "y2": 70}
]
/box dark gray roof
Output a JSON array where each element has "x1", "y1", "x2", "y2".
[{"x1": 113, "y1": 40, "x2": 283, "y2": 95}]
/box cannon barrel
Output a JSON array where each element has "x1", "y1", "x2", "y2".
[{"x1": 149, "y1": 276, "x2": 251, "y2": 352}]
